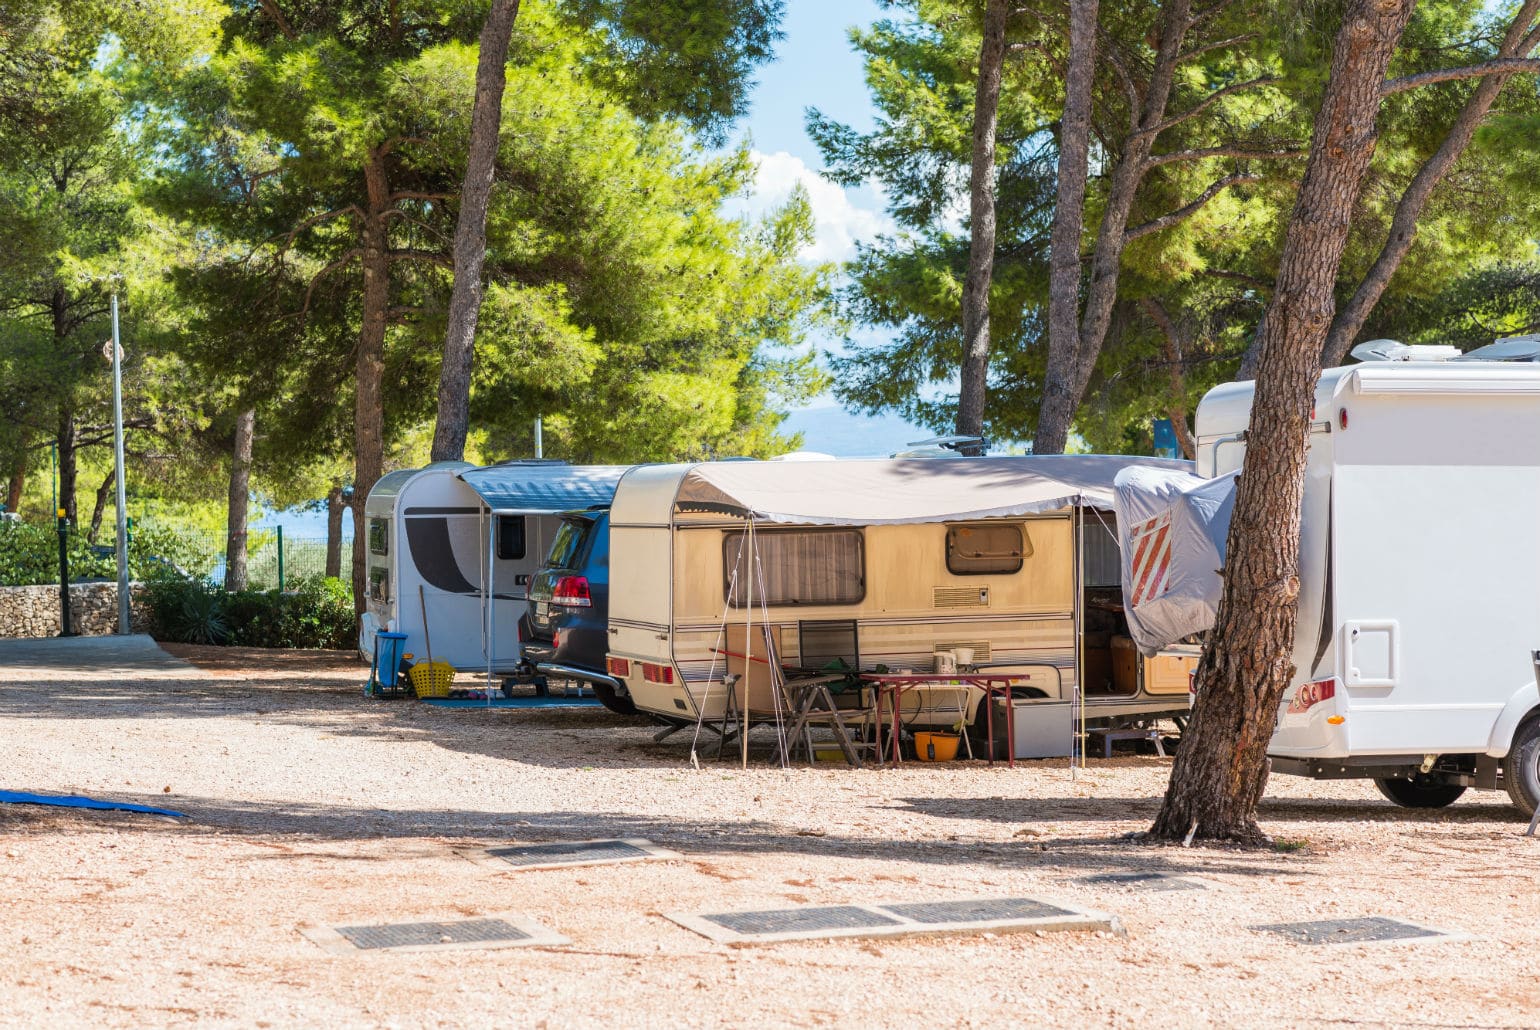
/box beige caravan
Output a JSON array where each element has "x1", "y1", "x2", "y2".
[{"x1": 604, "y1": 455, "x2": 1198, "y2": 751}]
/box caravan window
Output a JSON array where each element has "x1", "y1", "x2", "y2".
[
  {"x1": 368, "y1": 518, "x2": 389, "y2": 557},
  {"x1": 946, "y1": 522, "x2": 1028, "y2": 575},
  {"x1": 496, "y1": 516, "x2": 526, "y2": 561},
  {"x1": 722, "y1": 528, "x2": 865, "y2": 608}
]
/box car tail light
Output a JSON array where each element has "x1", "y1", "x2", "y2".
[
  {"x1": 607, "y1": 656, "x2": 631, "y2": 678},
  {"x1": 551, "y1": 575, "x2": 591, "y2": 607},
  {"x1": 1287, "y1": 678, "x2": 1336, "y2": 714},
  {"x1": 640, "y1": 662, "x2": 675, "y2": 684}
]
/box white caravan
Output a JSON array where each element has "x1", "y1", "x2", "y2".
[
  {"x1": 1119, "y1": 339, "x2": 1540, "y2": 812},
  {"x1": 360, "y1": 461, "x2": 629, "y2": 680},
  {"x1": 605, "y1": 455, "x2": 1199, "y2": 748}
]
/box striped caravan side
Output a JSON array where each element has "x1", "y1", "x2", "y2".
[{"x1": 1127, "y1": 511, "x2": 1174, "y2": 608}]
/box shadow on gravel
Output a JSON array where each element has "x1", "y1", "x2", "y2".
[
  {"x1": 896, "y1": 794, "x2": 1529, "y2": 826},
  {"x1": 44, "y1": 791, "x2": 1312, "y2": 881}
]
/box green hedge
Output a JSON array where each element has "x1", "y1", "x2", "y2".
[
  {"x1": 0, "y1": 521, "x2": 211, "y2": 586},
  {"x1": 144, "y1": 576, "x2": 356, "y2": 650}
]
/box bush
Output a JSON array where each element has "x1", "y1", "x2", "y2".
[
  {"x1": 0, "y1": 520, "x2": 214, "y2": 586},
  {"x1": 144, "y1": 576, "x2": 356, "y2": 650}
]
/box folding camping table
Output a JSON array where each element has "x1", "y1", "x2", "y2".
[{"x1": 861, "y1": 673, "x2": 1035, "y2": 769}]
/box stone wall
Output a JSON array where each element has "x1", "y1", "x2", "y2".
[{"x1": 0, "y1": 583, "x2": 152, "y2": 639}]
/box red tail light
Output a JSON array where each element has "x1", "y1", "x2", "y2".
[
  {"x1": 640, "y1": 662, "x2": 675, "y2": 684},
  {"x1": 551, "y1": 575, "x2": 592, "y2": 607},
  {"x1": 1287, "y1": 678, "x2": 1336, "y2": 714},
  {"x1": 607, "y1": 656, "x2": 631, "y2": 678}
]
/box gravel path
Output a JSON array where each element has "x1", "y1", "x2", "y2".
[{"x1": 2, "y1": 638, "x2": 1537, "y2": 1028}]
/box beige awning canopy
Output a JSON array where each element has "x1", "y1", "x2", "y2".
[{"x1": 674, "y1": 454, "x2": 1192, "y2": 526}]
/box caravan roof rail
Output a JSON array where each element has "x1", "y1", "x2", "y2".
[
  {"x1": 1349, "y1": 339, "x2": 1462, "y2": 363},
  {"x1": 1451, "y1": 334, "x2": 1540, "y2": 363}
]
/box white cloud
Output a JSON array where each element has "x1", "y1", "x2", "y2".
[{"x1": 734, "y1": 150, "x2": 893, "y2": 263}]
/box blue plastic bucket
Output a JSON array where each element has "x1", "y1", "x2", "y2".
[{"x1": 374, "y1": 631, "x2": 409, "y2": 688}]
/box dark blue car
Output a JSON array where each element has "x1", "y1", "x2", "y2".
[{"x1": 524, "y1": 509, "x2": 636, "y2": 715}]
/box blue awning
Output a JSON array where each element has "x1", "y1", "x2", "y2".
[{"x1": 456, "y1": 462, "x2": 631, "y2": 514}]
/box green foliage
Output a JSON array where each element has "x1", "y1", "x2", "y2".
[
  {"x1": 144, "y1": 576, "x2": 355, "y2": 649},
  {"x1": 0, "y1": 520, "x2": 214, "y2": 586}
]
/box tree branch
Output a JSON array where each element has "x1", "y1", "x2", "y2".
[
  {"x1": 258, "y1": 0, "x2": 298, "y2": 40},
  {"x1": 270, "y1": 205, "x2": 362, "y2": 253},
  {"x1": 1139, "y1": 297, "x2": 1197, "y2": 460},
  {"x1": 1178, "y1": 33, "x2": 1255, "y2": 63},
  {"x1": 1382, "y1": 56, "x2": 1540, "y2": 95},
  {"x1": 297, "y1": 248, "x2": 361, "y2": 316},
  {"x1": 387, "y1": 249, "x2": 452, "y2": 267},
  {"x1": 1152, "y1": 75, "x2": 1279, "y2": 134},
  {"x1": 1124, "y1": 173, "x2": 1261, "y2": 241},
  {"x1": 1145, "y1": 144, "x2": 1305, "y2": 169},
  {"x1": 389, "y1": 190, "x2": 452, "y2": 205}
]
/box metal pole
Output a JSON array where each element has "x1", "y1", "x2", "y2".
[
  {"x1": 50, "y1": 442, "x2": 57, "y2": 516},
  {"x1": 534, "y1": 417, "x2": 543, "y2": 459},
  {"x1": 111, "y1": 293, "x2": 129, "y2": 634},
  {"x1": 57, "y1": 507, "x2": 73, "y2": 637},
  {"x1": 276, "y1": 525, "x2": 285, "y2": 591}
]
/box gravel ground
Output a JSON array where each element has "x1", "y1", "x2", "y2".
[{"x1": 2, "y1": 637, "x2": 1538, "y2": 1028}]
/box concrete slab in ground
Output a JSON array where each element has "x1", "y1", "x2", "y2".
[{"x1": 0, "y1": 634, "x2": 196, "y2": 681}]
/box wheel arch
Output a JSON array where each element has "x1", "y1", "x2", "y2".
[{"x1": 1485, "y1": 676, "x2": 1540, "y2": 757}]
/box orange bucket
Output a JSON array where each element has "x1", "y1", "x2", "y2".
[{"x1": 913, "y1": 731, "x2": 960, "y2": 762}]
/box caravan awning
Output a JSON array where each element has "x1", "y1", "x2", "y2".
[
  {"x1": 457, "y1": 462, "x2": 630, "y2": 514},
  {"x1": 674, "y1": 454, "x2": 1193, "y2": 525}
]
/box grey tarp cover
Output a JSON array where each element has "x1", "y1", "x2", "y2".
[
  {"x1": 675, "y1": 454, "x2": 1193, "y2": 526},
  {"x1": 1113, "y1": 466, "x2": 1237, "y2": 656},
  {"x1": 457, "y1": 462, "x2": 630, "y2": 514}
]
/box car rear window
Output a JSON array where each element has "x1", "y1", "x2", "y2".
[{"x1": 545, "y1": 518, "x2": 592, "y2": 570}]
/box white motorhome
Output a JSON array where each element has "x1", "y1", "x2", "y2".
[
  {"x1": 605, "y1": 455, "x2": 1199, "y2": 750},
  {"x1": 1122, "y1": 340, "x2": 1540, "y2": 812},
  {"x1": 360, "y1": 461, "x2": 629, "y2": 681}
]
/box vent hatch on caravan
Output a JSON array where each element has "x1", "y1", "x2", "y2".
[
  {"x1": 933, "y1": 586, "x2": 990, "y2": 609},
  {"x1": 1350, "y1": 339, "x2": 1462, "y2": 363}
]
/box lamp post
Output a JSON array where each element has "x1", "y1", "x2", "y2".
[{"x1": 109, "y1": 293, "x2": 129, "y2": 634}]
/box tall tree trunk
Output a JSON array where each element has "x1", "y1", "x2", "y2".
[
  {"x1": 1320, "y1": 0, "x2": 1540, "y2": 367},
  {"x1": 6, "y1": 444, "x2": 27, "y2": 514},
  {"x1": 225, "y1": 408, "x2": 255, "y2": 593},
  {"x1": 87, "y1": 468, "x2": 115, "y2": 544},
  {"x1": 325, "y1": 483, "x2": 345, "y2": 579},
  {"x1": 1140, "y1": 297, "x2": 1196, "y2": 459},
  {"x1": 430, "y1": 0, "x2": 522, "y2": 463},
  {"x1": 56, "y1": 406, "x2": 77, "y2": 525},
  {"x1": 1150, "y1": 0, "x2": 1415, "y2": 845},
  {"x1": 955, "y1": 0, "x2": 1010, "y2": 444},
  {"x1": 1037, "y1": 0, "x2": 1099, "y2": 454},
  {"x1": 353, "y1": 151, "x2": 392, "y2": 615},
  {"x1": 1036, "y1": 0, "x2": 1192, "y2": 454}
]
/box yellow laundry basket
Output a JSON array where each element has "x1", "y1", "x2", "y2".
[{"x1": 408, "y1": 661, "x2": 456, "y2": 698}]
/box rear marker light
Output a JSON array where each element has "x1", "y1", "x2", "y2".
[
  {"x1": 607, "y1": 657, "x2": 631, "y2": 678},
  {"x1": 1339, "y1": 408, "x2": 1349, "y2": 430},
  {"x1": 640, "y1": 662, "x2": 675, "y2": 684},
  {"x1": 1327, "y1": 715, "x2": 1345, "y2": 725},
  {"x1": 1288, "y1": 678, "x2": 1336, "y2": 714},
  {"x1": 551, "y1": 575, "x2": 592, "y2": 607}
]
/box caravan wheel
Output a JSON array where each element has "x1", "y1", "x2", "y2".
[
  {"x1": 1373, "y1": 775, "x2": 1466, "y2": 809},
  {"x1": 1502, "y1": 716, "x2": 1540, "y2": 815}
]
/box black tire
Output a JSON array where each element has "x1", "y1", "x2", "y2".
[
  {"x1": 592, "y1": 680, "x2": 639, "y2": 716},
  {"x1": 1503, "y1": 715, "x2": 1540, "y2": 815},
  {"x1": 1374, "y1": 774, "x2": 1467, "y2": 809}
]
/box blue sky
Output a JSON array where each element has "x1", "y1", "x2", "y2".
[{"x1": 725, "y1": 1, "x2": 938, "y2": 458}]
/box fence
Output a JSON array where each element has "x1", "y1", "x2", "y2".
[
  {"x1": 0, "y1": 518, "x2": 342, "y2": 591},
  {"x1": 156, "y1": 527, "x2": 339, "y2": 591}
]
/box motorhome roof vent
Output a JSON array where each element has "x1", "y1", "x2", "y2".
[
  {"x1": 1350, "y1": 339, "x2": 1462, "y2": 362},
  {"x1": 1450, "y1": 334, "x2": 1540, "y2": 363}
]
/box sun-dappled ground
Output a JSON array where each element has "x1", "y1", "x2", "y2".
[{"x1": 2, "y1": 637, "x2": 1537, "y2": 1028}]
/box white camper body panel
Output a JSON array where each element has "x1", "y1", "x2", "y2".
[
  {"x1": 606, "y1": 459, "x2": 1193, "y2": 727},
  {"x1": 359, "y1": 464, "x2": 561, "y2": 673},
  {"x1": 1194, "y1": 363, "x2": 1540, "y2": 764}
]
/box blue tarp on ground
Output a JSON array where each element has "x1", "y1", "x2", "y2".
[
  {"x1": 420, "y1": 697, "x2": 603, "y2": 709},
  {"x1": 0, "y1": 790, "x2": 187, "y2": 818}
]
